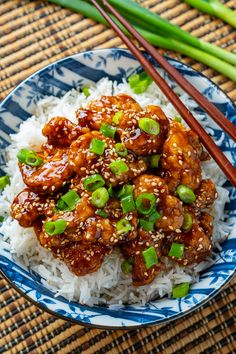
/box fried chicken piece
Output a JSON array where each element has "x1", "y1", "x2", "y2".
[
  {"x1": 42, "y1": 117, "x2": 89, "y2": 146},
  {"x1": 68, "y1": 131, "x2": 147, "y2": 186},
  {"x1": 134, "y1": 175, "x2": 184, "y2": 232},
  {"x1": 120, "y1": 105, "x2": 169, "y2": 156},
  {"x1": 76, "y1": 94, "x2": 141, "y2": 130},
  {"x1": 164, "y1": 212, "x2": 213, "y2": 265},
  {"x1": 11, "y1": 188, "x2": 55, "y2": 227},
  {"x1": 161, "y1": 121, "x2": 202, "y2": 192},
  {"x1": 193, "y1": 179, "x2": 217, "y2": 210},
  {"x1": 121, "y1": 228, "x2": 165, "y2": 286},
  {"x1": 19, "y1": 147, "x2": 73, "y2": 194}
]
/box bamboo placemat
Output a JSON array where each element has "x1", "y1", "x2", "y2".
[{"x1": 0, "y1": 0, "x2": 236, "y2": 353}]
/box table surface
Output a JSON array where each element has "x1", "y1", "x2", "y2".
[{"x1": 0, "y1": 1, "x2": 236, "y2": 353}]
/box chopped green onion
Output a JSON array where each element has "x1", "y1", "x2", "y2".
[
  {"x1": 139, "y1": 219, "x2": 154, "y2": 231},
  {"x1": 182, "y1": 213, "x2": 193, "y2": 231},
  {"x1": 174, "y1": 116, "x2": 182, "y2": 123},
  {"x1": 57, "y1": 190, "x2": 80, "y2": 211},
  {"x1": 100, "y1": 123, "x2": 116, "y2": 138},
  {"x1": 0, "y1": 216, "x2": 4, "y2": 222},
  {"x1": 116, "y1": 218, "x2": 132, "y2": 234},
  {"x1": 136, "y1": 193, "x2": 156, "y2": 215},
  {"x1": 45, "y1": 219, "x2": 67, "y2": 236},
  {"x1": 17, "y1": 149, "x2": 43, "y2": 167},
  {"x1": 117, "y1": 184, "x2": 134, "y2": 199},
  {"x1": 121, "y1": 194, "x2": 136, "y2": 213},
  {"x1": 95, "y1": 209, "x2": 109, "y2": 218},
  {"x1": 121, "y1": 259, "x2": 133, "y2": 274},
  {"x1": 172, "y1": 283, "x2": 190, "y2": 298},
  {"x1": 128, "y1": 73, "x2": 140, "y2": 88},
  {"x1": 133, "y1": 80, "x2": 150, "y2": 94},
  {"x1": 112, "y1": 111, "x2": 123, "y2": 125},
  {"x1": 83, "y1": 174, "x2": 105, "y2": 191},
  {"x1": 138, "y1": 117, "x2": 160, "y2": 135},
  {"x1": 142, "y1": 246, "x2": 158, "y2": 269},
  {"x1": 109, "y1": 160, "x2": 129, "y2": 175},
  {"x1": 82, "y1": 86, "x2": 90, "y2": 97},
  {"x1": 89, "y1": 138, "x2": 106, "y2": 155},
  {"x1": 149, "y1": 154, "x2": 161, "y2": 168},
  {"x1": 108, "y1": 185, "x2": 116, "y2": 197},
  {"x1": 0, "y1": 176, "x2": 10, "y2": 190},
  {"x1": 176, "y1": 185, "x2": 196, "y2": 204},
  {"x1": 168, "y1": 242, "x2": 185, "y2": 259},
  {"x1": 115, "y1": 143, "x2": 128, "y2": 157},
  {"x1": 148, "y1": 210, "x2": 161, "y2": 223},
  {"x1": 91, "y1": 187, "x2": 109, "y2": 208}
]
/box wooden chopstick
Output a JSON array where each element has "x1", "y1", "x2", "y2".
[{"x1": 91, "y1": 0, "x2": 236, "y2": 187}]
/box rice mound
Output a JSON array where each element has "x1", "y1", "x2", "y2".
[{"x1": 0, "y1": 78, "x2": 231, "y2": 305}]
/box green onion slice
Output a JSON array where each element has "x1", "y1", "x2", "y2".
[
  {"x1": 82, "y1": 86, "x2": 90, "y2": 97},
  {"x1": 0, "y1": 176, "x2": 10, "y2": 190},
  {"x1": 172, "y1": 283, "x2": 190, "y2": 298},
  {"x1": 112, "y1": 111, "x2": 123, "y2": 125},
  {"x1": 136, "y1": 193, "x2": 156, "y2": 215},
  {"x1": 89, "y1": 138, "x2": 106, "y2": 155},
  {"x1": 174, "y1": 116, "x2": 182, "y2": 123},
  {"x1": 149, "y1": 154, "x2": 161, "y2": 168},
  {"x1": 91, "y1": 187, "x2": 109, "y2": 208},
  {"x1": 100, "y1": 123, "x2": 116, "y2": 139},
  {"x1": 121, "y1": 194, "x2": 136, "y2": 213},
  {"x1": 117, "y1": 184, "x2": 134, "y2": 199},
  {"x1": 95, "y1": 209, "x2": 109, "y2": 218},
  {"x1": 115, "y1": 143, "x2": 128, "y2": 157},
  {"x1": 182, "y1": 213, "x2": 193, "y2": 231},
  {"x1": 128, "y1": 73, "x2": 140, "y2": 88},
  {"x1": 139, "y1": 219, "x2": 154, "y2": 232},
  {"x1": 138, "y1": 118, "x2": 160, "y2": 135},
  {"x1": 57, "y1": 190, "x2": 80, "y2": 211},
  {"x1": 17, "y1": 149, "x2": 43, "y2": 167},
  {"x1": 176, "y1": 185, "x2": 196, "y2": 204},
  {"x1": 168, "y1": 242, "x2": 185, "y2": 259},
  {"x1": 148, "y1": 210, "x2": 161, "y2": 223},
  {"x1": 108, "y1": 185, "x2": 116, "y2": 197},
  {"x1": 116, "y1": 218, "x2": 132, "y2": 235},
  {"x1": 142, "y1": 246, "x2": 158, "y2": 269},
  {"x1": 83, "y1": 174, "x2": 105, "y2": 191},
  {"x1": 45, "y1": 219, "x2": 67, "y2": 236},
  {"x1": 121, "y1": 259, "x2": 133, "y2": 274},
  {"x1": 0, "y1": 216, "x2": 4, "y2": 222},
  {"x1": 109, "y1": 160, "x2": 129, "y2": 175}
]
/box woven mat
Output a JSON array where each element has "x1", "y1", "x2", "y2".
[{"x1": 0, "y1": 0, "x2": 236, "y2": 353}]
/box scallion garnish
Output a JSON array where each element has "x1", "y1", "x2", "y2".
[
  {"x1": 109, "y1": 160, "x2": 129, "y2": 175},
  {"x1": 82, "y1": 86, "x2": 90, "y2": 97},
  {"x1": 139, "y1": 219, "x2": 154, "y2": 231},
  {"x1": 138, "y1": 117, "x2": 160, "y2": 135},
  {"x1": 116, "y1": 218, "x2": 132, "y2": 234},
  {"x1": 174, "y1": 116, "x2": 182, "y2": 123},
  {"x1": 100, "y1": 123, "x2": 116, "y2": 138},
  {"x1": 112, "y1": 111, "x2": 123, "y2": 125},
  {"x1": 136, "y1": 193, "x2": 156, "y2": 215},
  {"x1": 115, "y1": 143, "x2": 128, "y2": 157},
  {"x1": 182, "y1": 213, "x2": 193, "y2": 231},
  {"x1": 91, "y1": 187, "x2": 109, "y2": 208},
  {"x1": 45, "y1": 219, "x2": 67, "y2": 236},
  {"x1": 168, "y1": 242, "x2": 185, "y2": 259},
  {"x1": 95, "y1": 209, "x2": 109, "y2": 218},
  {"x1": 0, "y1": 216, "x2": 4, "y2": 222},
  {"x1": 117, "y1": 184, "x2": 134, "y2": 199},
  {"x1": 121, "y1": 194, "x2": 136, "y2": 213},
  {"x1": 172, "y1": 283, "x2": 190, "y2": 298},
  {"x1": 57, "y1": 190, "x2": 80, "y2": 211},
  {"x1": 89, "y1": 138, "x2": 106, "y2": 155},
  {"x1": 121, "y1": 259, "x2": 133, "y2": 274},
  {"x1": 176, "y1": 185, "x2": 196, "y2": 204},
  {"x1": 0, "y1": 176, "x2": 10, "y2": 190},
  {"x1": 17, "y1": 149, "x2": 43, "y2": 167},
  {"x1": 83, "y1": 174, "x2": 105, "y2": 191},
  {"x1": 149, "y1": 154, "x2": 161, "y2": 168},
  {"x1": 142, "y1": 246, "x2": 158, "y2": 269}
]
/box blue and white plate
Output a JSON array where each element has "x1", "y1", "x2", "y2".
[{"x1": 0, "y1": 49, "x2": 235, "y2": 329}]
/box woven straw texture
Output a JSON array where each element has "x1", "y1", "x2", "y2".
[{"x1": 0, "y1": 0, "x2": 236, "y2": 353}]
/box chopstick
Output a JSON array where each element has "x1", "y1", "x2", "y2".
[{"x1": 91, "y1": 0, "x2": 236, "y2": 187}]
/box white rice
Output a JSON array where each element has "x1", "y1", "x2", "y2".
[{"x1": 0, "y1": 78, "x2": 231, "y2": 305}]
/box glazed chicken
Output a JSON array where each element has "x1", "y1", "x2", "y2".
[{"x1": 11, "y1": 94, "x2": 217, "y2": 286}]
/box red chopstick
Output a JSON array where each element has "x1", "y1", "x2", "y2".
[{"x1": 91, "y1": 0, "x2": 236, "y2": 187}]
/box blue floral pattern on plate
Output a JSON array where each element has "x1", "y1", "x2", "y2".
[{"x1": 0, "y1": 49, "x2": 235, "y2": 329}]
